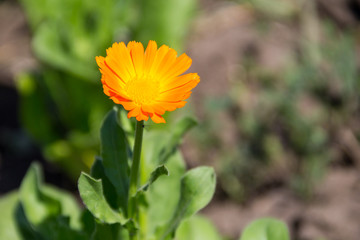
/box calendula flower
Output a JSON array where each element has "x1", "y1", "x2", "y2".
[{"x1": 96, "y1": 40, "x2": 200, "y2": 123}]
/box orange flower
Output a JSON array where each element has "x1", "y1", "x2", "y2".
[{"x1": 96, "y1": 40, "x2": 200, "y2": 123}]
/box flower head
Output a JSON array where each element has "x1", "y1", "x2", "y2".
[{"x1": 96, "y1": 40, "x2": 200, "y2": 123}]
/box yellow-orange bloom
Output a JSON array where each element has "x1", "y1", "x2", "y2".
[{"x1": 96, "y1": 40, "x2": 200, "y2": 123}]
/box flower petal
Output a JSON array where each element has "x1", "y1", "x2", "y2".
[
  {"x1": 144, "y1": 40, "x2": 157, "y2": 75},
  {"x1": 128, "y1": 41, "x2": 145, "y2": 76},
  {"x1": 105, "y1": 42, "x2": 135, "y2": 82},
  {"x1": 151, "y1": 113, "x2": 166, "y2": 123}
]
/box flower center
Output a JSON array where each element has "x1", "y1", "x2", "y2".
[{"x1": 125, "y1": 76, "x2": 159, "y2": 105}]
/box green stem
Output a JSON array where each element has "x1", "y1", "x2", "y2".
[{"x1": 128, "y1": 120, "x2": 144, "y2": 240}]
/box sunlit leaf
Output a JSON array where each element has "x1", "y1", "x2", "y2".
[
  {"x1": 0, "y1": 191, "x2": 21, "y2": 240},
  {"x1": 19, "y1": 163, "x2": 61, "y2": 225},
  {"x1": 240, "y1": 218, "x2": 290, "y2": 240},
  {"x1": 78, "y1": 172, "x2": 126, "y2": 224},
  {"x1": 100, "y1": 108, "x2": 130, "y2": 212},
  {"x1": 176, "y1": 215, "x2": 222, "y2": 240},
  {"x1": 159, "y1": 166, "x2": 216, "y2": 239}
]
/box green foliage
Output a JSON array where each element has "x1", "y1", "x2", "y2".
[
  {"x1": 0, "y1": 192, "x2": 21, "y2": 240},
  {"x1": 158, "y1": 167, "x2": 216, "y2": 239},
  {"x1": 79, "y1": 109, "x2": 215, "y2": 240},
  {"x1": 0, "y1": 108, "x2": 215, "y2": 239},
  {"x1": 78, "y1": 172, "x2": 127, "y2": 224},
  {"x1": 133, "y1": 0, "x2": 197, "y2": 50},
  {"x1": 15, "y1": 163, "x2": 87, "y2": 240},
  {"x1": 100, "y1": 108, "x2": 130, "y2": 213},
  {"x1": 240, "y1": 218, "x2": 290, "y2": 240},
  {"x1": 176, "y1": 215, "x2": 223, "y2": 240}
]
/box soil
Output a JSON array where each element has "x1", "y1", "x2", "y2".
[{"x1": 1, "y1": 1, "x2": 360, "y2": 240}]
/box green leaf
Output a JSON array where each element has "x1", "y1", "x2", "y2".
[
  {"x1": 78, "y1": 172, "x2": 126, "y2": 224},
  {"x1": 138, "y1": 165, "x2": 169, "y2": 192},
  {"x1": 100, "y1": 108, "x2": 130, "y2": 212},
  {"x1": 133, "y1": 0, "x2": 197, "y2": 51},
  {"x1": 159, "y1": 166, "x2": 216, "y2": 239},
  {"x1": 91, "y1": 156, "x2": 119, "y2": 210},
  {"x1": 36, "y1": 216, "x2": 87, "y2": 240},
  {"x1": 158, "y1": 117, "x2": 197, "y2": 164},
  {"x1": 142, "y1": 117, "x2": 197, "y2": 179},
  {"x1": 41, "y1": 184, "x2": 83, "y2": 230},
  {"x1": 19, "y1": 163, "x2": 61, "y2": 225},
  {"x1": 145, "y1": 151, "x2": 186, "y2": 238},
  {"x1": 91, "y1": 222, "x2": 129, "y2": 240},
  {"x1": 15, "y1": 203, "x2": 42, "y2": 240},
  {"x1": 176, "y1": 215, "x2": 222, "y2": 240},
  {"x1": 240, "y1": 218, "x2": 290, "y2": 240},
  {"x1": 0, "y1": 191, "x2": 22, "y2": 240}
]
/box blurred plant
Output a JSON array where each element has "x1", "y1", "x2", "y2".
[
  {"x1": 16, "y1": 0, "x2": 197, "y2": 179},
  {"x1": 194, "y1": 3, "x2": 360, "y2": 201},
  {"x1": 240, "y1": 218, "x2": 290, "y2": 240}
]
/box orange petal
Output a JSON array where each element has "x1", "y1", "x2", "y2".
[
  {"x1": 105, "y1": 42, "x2": 135, "y2": 82},
  {"x1": 96, "y1": 56, "x2": 126, "y2": 90},
  {"x1": 155, "y1": 101, "x2": 186, "y2": 111},
  {"x1": 160, "y1": 53, "x2": 192, "y2": 80},
  {"x1": 141, "y1": 104, "x2": 154, "y2": 114},
  {"x1": 149, "y1": 45, "x2": 170, "y2": 77},
  {"x1": 136, "y1": 110, "x2": 149, "y2": 121},
  {"x1": 144, "y1": 40, "x2": 158, "y2": 75},
  {"x1": 155, "y1": 48, "x2": 177, "y2": 78},
  {"x1": 157, "y1": 77, "x2": 200, "y2": 102},
  {"x1": 148, "y1": 103, "x2": 166, "y2": 115},
  {"x1": 128, "y1": 107, "x2": 140, "y2": 118},
  {"x1": 119, "y1": 101, "x2": 137, "y2": 111},
  {"x1": 151, "y1": 113, "x2": 166, "y2": 123},
  {"x1": 128, "y1": 41, "x2": 145, "y2": 76},
  {"x1": 161, "y1": 73, "x2": 199, "y2": 91}
]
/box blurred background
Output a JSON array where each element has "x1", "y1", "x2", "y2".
[{"x1": 1, "y1": 0, "x2": 360, "y2": 239}]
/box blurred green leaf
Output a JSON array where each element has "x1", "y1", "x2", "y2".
[
  {"x1": 19, "y1": 163, "x2": 61, "y2": 225},
  {"x1": 159, "y1": 166, "x2": 216, "y2": 239},
  {"x1": 36, "y1": 216, "x2": 87, "y2": 240},
  {"x1": 101, "y1": 108, "x2": 130, "y2": 212},
  {"x1": 78, "y1": 172, "x2": 127, "y2": 224},
  {"x1": 41, "y1": 184, "x2": 83, "y2": 230},
  {"x1": 138, "y1": 165, "x2": 169, "y2": 192},
  {"x1": 0, "y1": 192, "x2": 21, "y2": 240},
  {"x1": 91, "y1": 222, "x2": 129, "y2": 240},
  {"x1": 133, "y1": 0, "x2": 197, "y2": 51},
  {"x1": 176, "y1": 215, "x2": 222, "y2": 240},
  {"x1": 15, "y1": 204, "x2": 42, "y2": 240},
  {"x1": 240, "y1": 218, "x2": 290, "y2": 240},
  {"x1": 144, "y1": 151, "x2": 186, "y2": 238}
]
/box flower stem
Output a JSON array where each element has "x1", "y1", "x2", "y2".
[{"x1": 128, "y1": 120, "x2": 144, "y2": 240}]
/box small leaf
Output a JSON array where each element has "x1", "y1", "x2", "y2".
[
  {"x1": 159, "y1": 166, "x2": 216, "y2": 239},
  {"x1": 36, "y1": 216, "x2": 87, "y2": 240},
  {"x1": 145, "y1": 151, "x2": 186, "y2": 237},
  {"x1": 138, "y1": 165, "x2": 169, "y2": 192},
  {"x1": 176, "y1": 215, "x2": 222, "y2": 240},
  {"x1": 101, "y1": 108, "x2": 130, "y2": 212},
  {"x1": 91, "y1": 156, "x2": 119, "y2": 210},
  {"x1": 78, "y1": 172, "x2": 126, "y2": 224},
  {"x1": 19, "y1": 163, "x2": 61, "y2": 225},
  {"x1": 15, "y1": 204, "x2": 41, "y2": 240},
  {"x1": 0, "y1": 191, "x2": 21, "y2": 240},
  {"x1": 240, "y1": 218, "x2": 290, "y2": 240},
  {"x1": 91, "y1": 222, "x2": 129, "y2": 240}
]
